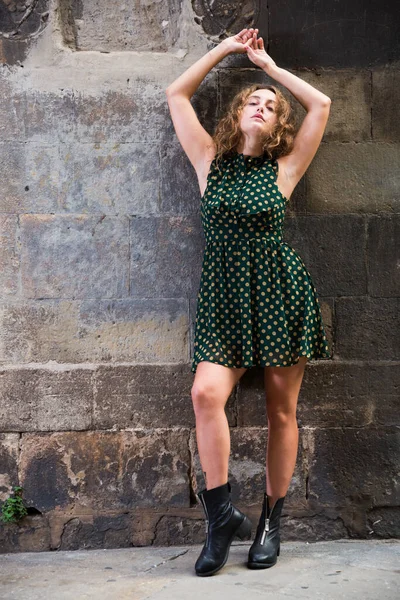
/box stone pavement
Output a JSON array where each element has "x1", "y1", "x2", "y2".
[{"x1": 0, "y1": 539, "x2": 399, "y2": 599}]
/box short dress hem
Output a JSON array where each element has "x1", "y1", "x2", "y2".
[{"x1": 190, "y1": 350, "x2": 331, "y2": 375}]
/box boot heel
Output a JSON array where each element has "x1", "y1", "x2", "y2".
[
  {"x1": 277, "y1": 545, "x2": 280, "y2": 556},
  {"x1": 236, "y1": 516, "x2": 252, "y2": 541}
]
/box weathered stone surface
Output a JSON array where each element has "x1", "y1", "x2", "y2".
[
  {"x1": 372, "y1": 68, "x2": 400, "y2": 141},
  {"x1": 0, "y1": 368, "x2": 93, "y2": 432},
  {"x1": 236, "y1": 368, "x2": 267, "y2": 426},
  {"x1": 118, "y1": 430, "x2": 191, "y2": 509},
  {"x1": 237, "y1": 362, "x2": 400, "y2": 428},
  {"x1": 0, "y1": 521, "x2": 21, "y2": 553},
  {"x1": 251, "y1": 69, "x2": 370, "y2": 144},
  {"x1": 335, "y1": 298, "x2": 400, "y2": 360},
  {"x1": 59, "y1": 513, "x2": 132, "y2": 551},
  {"x1": 70, "y1": 0, "x2": 182, "y2": 52},
  {"x1": 190, "y1": 72, "x2": 219, "y2": 140},
  {"x1": 74, "y1": 85, "x2": 169, "y2": 144},
  {"x1": 0, "y1": 215, "x2": 19, "y2": 298},
  {"x1": 0, "y1": 300, "x2": 79, "y2": 364},
  {"x1": 1, "y1": 503, "x2": 392, "y2": 553},
  {"x1": 296, "y1": 70, "x2": 371, "y2": 142},
  {"x1": 284, "y1": 177, "x2": 307, "y2": 215},
  {"x1": 159, "y1": 142, "x2": 207, "y2": 216},
  {"x1": 1, "y1": 500, "x2": 399, "y2": 552},
  {"x1": 0, "y1": 0, "x2": 49, "y2": 40},
  {"x1": 19, "y1": 430, "x2": 191, "y2": 512},
  {"x1": 279, "y1": 513, "x2": 348, "y2": 542},
  {"x1": 284, "y1": 215, "x2": 366, "y2": 297},
  {"x1": 0, "y1": 142, "x2": 60, "y2": 213},
  {"x1": 148, "y1": 498, "x2": 350, "y2": 545},
  {"x1": 320, "y1": 296, "x2": 334, "y2": 344},
  {"x1": 130, "y1": 215, "x2": 204, "y2": 298},
  {"x1": 367, "y1": 215, "x2": 400, "y2": 297},
  {"x1": 366, "y1": 507, "x2": 400, "y2": 538},
  {"x1": 59, "y1": 143, "x2": 160, "y2": 215},
  {"x1": 0, "y1": 433, "x2": 19, "y2": 501},
  {"x1": 268, "y1": 0, "x2": 400, "y2": 68},
  {"x1": 16, "y1": 513, "x2": 51, "y2": 552},
  {"x1": 305, "y1": 143, "x2": 400, "y2": 214},
  {"x1": 309, "y1": 427, "x2": 400, "y2": 507},
  {"x1": 78, "y1": 299, "x2": 189, "y2": 363},
  {"x1": 20, "y1": 215, "x2": 129, "y2": 298},
  {"x1": 7, "y1": 86, "x2": 167, "y2": 145},
  {"x1": 0, "y1": 513, "x2": 51, "y2": 554},
  {"x1": 0, "y1": 83, "x2": 170, "y2": 146},
  {"x1": 152, "y1": 514, "x2": 204, "y2": 546},
  {"x1": 22, "y1": 90, "x2": 76, "y2": 144},
  {"x1": 0, "y1": 299, "x2": 189, "y2": 363},
  {"x1": 0, "y1": 77, "x2": 24, "y2": 139},
  {"x1": 94, "y1": 365, "x2": 194, "y2": 429},
  {"x1": 92, "y1": 364, "x2": 221, "y2": 429},
  {"x1": 300, "y1": 363, "x2": 400, "y2": 428},
  {"x1": 192, "y1": 0, "x2": 261, "y2": 40}
]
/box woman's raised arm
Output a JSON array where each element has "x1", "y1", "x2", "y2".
[
  {"x1": 165, "y1": 29, "x2": 257, "y2": 173},
  {"x1": 246, "y1": 33, "x2": 331, "y2": 191}
]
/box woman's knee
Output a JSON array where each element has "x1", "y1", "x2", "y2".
[
  {"x1": 267, "y1": 408, "x2": 298, "y2": 428},
  {"x1": 191, "y1": 381, "x2": 228, "y2": 417}
]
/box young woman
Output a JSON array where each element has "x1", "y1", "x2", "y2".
[{"x1": 166, "y1": 29, "x2": 331, "y2": 576}]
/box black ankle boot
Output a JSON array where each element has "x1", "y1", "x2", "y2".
[
  {"x1": 195, "y1": 481, "x2": 252, "y2": 577},
  {"x1": 247, "y1": 493, "x2": 285, "y2": 569}
]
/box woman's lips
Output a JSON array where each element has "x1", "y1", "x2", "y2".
[{"x1": 252, "y1": 114, "x2": 264, "y2": 121}]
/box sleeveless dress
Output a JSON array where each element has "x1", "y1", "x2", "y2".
[{"x1": 191, "y1": 150, "x2": 331, "y2": 374}]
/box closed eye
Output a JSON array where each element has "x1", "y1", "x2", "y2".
[{"x1": 249, "y1": 102, "x2": 274, "y2": 111}]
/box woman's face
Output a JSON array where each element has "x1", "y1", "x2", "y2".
[{"x1": 238, "y1": 89, "x2": 279, "y2": 139}]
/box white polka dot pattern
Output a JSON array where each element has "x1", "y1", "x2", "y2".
[{"x1": 191, "y1": 150, "x2": 331, "y2": 374}]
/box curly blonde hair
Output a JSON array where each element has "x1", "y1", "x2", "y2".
[{"x1": 211, "y1": 84, "x2": 296, "y2": 171}]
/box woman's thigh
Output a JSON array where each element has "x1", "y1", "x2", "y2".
[
  {"x1": 264, "y1": 356, "x2": 308, "y2": 419},
  {"x1": 191, "y1": 361, "x2": 248, "y2": 411}
]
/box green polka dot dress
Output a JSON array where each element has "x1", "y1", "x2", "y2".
[{"x1": 191, "y1": 150, "x2": 331, "y2": 374}]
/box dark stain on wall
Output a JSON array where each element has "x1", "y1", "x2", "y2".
[
  {"x1": 0, "y1": 0, "x2": 50, "y2": 63},
  {"x1": 192, "y1": 0, "x2": 262, "y2": 38}
]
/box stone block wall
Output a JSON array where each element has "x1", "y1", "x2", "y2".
[{"x1": 0, "y1": 1, "x2": 399, "y2": 552}]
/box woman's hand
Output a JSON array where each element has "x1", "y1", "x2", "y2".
[
  {"x1": 244, "y1": 33, "x2": 277, "y2": 70},
  {"x1": 221, "y1": 28, "x2": 260, "y2": 55}
]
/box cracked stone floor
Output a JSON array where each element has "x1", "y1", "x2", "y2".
[{"x1": 0, "y1": 540, "x2": 399, "y2": 599}]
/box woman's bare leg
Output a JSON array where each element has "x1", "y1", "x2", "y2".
[
  {"x1": 191, "y1": 361, "x2": 247, "y2": 489},
  {"x1": 264, "y1": 356, "x2": 308, "y2": 506}
]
